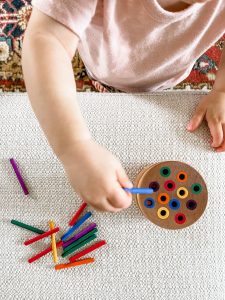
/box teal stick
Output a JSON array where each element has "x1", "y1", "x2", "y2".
[
  {"x1": 63, "y1": 228, "x2": 98, "y2": 253},
  {"x1": 11, "y1": 219, "x2": 45, "y2": 234},
  {"x1": 62, "y1": 234, "x2": 97, "y2": 258}
]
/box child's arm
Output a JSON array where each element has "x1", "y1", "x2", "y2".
[
  {"x1": 22, "y1": 8, "x2": 132, "y2": 211},
  {"x1": 187, "y1": 45, "x2": 225, "y2": 152},
  {"x1": 22, "y1": 8, "x2": 90, "y2": 155}
]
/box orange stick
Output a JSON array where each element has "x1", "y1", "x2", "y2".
[
  {"x1": 49, "y1": 220, "x2": 58, "y2": 263},
  {"x1": 55, "y1": 258, "x2": 94, "y2": 270}
]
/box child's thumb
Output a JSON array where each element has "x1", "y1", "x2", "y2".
[{"x1": 116, "y1": 167, "x2": 133, "y2": 188}]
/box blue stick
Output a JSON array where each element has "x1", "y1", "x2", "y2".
[
  {"x1": 123, "y1": 188, "x2": 154, "y2": 194},
  {"x1": 61, "y1": 212, "x2": 92, "y2": 241}
]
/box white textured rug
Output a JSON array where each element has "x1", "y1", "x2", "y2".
[{"x1": 1, "y1": 92, "x2": 225, "y2": 300}]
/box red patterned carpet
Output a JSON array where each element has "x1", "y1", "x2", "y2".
[{"x1": 0, "y1": 0, "x2": 224, "y2": 92}]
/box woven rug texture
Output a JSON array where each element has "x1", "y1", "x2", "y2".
[
  {"x1": 1, "y1": 92, "x2": 225, "y2": 300},
  {"x1": 0, "y1": 0, "x2": 225, "y2": 92}
]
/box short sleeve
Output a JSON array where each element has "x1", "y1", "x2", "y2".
[{"x1": 31, "y1": 0, "x2": 98, "y2": 39}]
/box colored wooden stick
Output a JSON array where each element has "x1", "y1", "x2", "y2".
[
  {"x1": 62, "y1": 234, "x2": 97, "y2": 258},
  {"x1": 63, "y1": 223, "x2": 97, "y2": 248},
  {"x1": 24, "y1": 227, "x2": 60, "y2": 246},
  {"x1": 11, "y1": 219, "x2": 45, "y2": 234},
  {"x1": 49, "y1": 220, "x2": 58, "y2": 264},
  {"x1": 123, "y1": 188, "x2": 154, "y2": 194},
  {"x1": 69, "y1": 240, "x2": 107, "y2": 262},
  {"x1": 28, "y1": 241, "x2": 63, "y2": 263},
  {"x1": 55, "y1": 258, "x2": 94, "y2": 270},
  {"x1": 9, "y1": 158, "x2": 29, "y2": 195},
  {"x1": 63, "y1": 228, "x2": 98, "y2": 253},
  {"x1": 69, "y1": 202, "x2": 87, "y2": 226},
  {"x1": 61, "y1": 212, "x2": 92, "y2": 241}
]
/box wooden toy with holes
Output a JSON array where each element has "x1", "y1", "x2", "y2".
[{"x1": 135, "y1": 161, "x2": 208, "y2": 230}]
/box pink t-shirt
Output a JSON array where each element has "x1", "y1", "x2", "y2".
[{"x1": 32, "y1": 0, "x2": 225, "y2": 92}]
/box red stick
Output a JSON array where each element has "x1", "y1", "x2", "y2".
[
  {"x1": 69, "y1": 240, "x2": 107, "y2": 262},
  {"x1": 69, "y1": 202, "x2": 87, "y2": 226},
  {"x1": 28, "y1": 241, "x2": 63, "y2": 263},
  {"x1": 24, "y1": 227, "x2": 60, "y2": 246}
]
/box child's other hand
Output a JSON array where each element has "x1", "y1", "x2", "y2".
[
  {"x1": 59, "y1": 139, "x2": 133, "y2": 212},
  {"x1": 187, "y1": 90, "x2": 225, "y2": 152}
]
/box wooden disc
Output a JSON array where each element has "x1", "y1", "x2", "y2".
[{"x1": 135, "y1": 161, "x2": 208, "y2": 230}]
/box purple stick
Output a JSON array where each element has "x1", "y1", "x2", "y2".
[
  {"x1": 9, "y1": 158, "x2": 29, "y2": 195},
  {"x1": 62, "y1": 223, "x2": 97, "y2": 248}
]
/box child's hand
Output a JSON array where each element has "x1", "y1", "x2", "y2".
[
  {"x1": 59, "y1": 139, "x2": 133, "y2": 212},
  {"x1": 187, "y1": 89, "x2": 225, "y2": 152}
]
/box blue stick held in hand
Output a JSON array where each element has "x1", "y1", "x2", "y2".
[
  {"x1": 123, "y1": 188, "x2": 154, "y2": 194},
  {"x1": 61, "y1": 212, "x2": 92, "y2": 241}
]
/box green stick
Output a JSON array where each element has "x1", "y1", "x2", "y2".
[
  {"x1": 11, "y1": 219, "x2": 45, "y2": 234},
  {"x1": 63, "y1": 228, "x2": 98, "y2": 253},
  {"x1": 62, "y1": 234, "x2": 97, "y2": 258}
]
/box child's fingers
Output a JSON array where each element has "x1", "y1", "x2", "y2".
[
  {"x1": 216, "y1": 124, "x2": 225, "y2": 152},
  {"x1": 90, "y1": 198, "x2": 122, "y2": 213},
  {"x1": 187, "y1": 106, "x2": 206, "y2": 132},
  {"x1": 80, "y1": 192, "x2": 121, "y2": 213},
  {"x1": 208, "y1": 120, "x2": 223, "y2": 148},
  {"x1": 107, "y1": 182, "x2": 132, "y2": 209}
]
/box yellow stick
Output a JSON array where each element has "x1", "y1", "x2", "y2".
[{"x1": 49, "y1": 220, "x2": 58, "y2": 263}]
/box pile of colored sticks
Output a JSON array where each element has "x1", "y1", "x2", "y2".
[{"x1": 11, "y1": 202, "x2": 106, "y2": 270}]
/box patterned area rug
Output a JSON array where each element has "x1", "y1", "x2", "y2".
[{"x1": 0, "y1": 0, "x2": 224, "y2": 92}]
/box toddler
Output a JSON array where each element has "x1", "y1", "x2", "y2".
[{"x1": 22, "y1": 0, "x2": 225, "y2": 212}]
